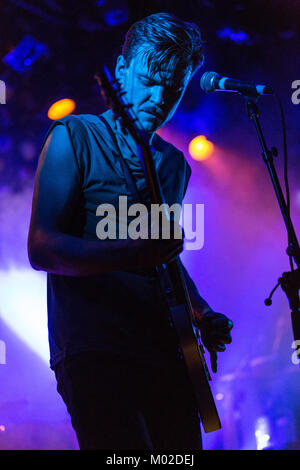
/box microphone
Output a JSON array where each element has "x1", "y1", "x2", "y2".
[{"x1": 200, "y1": 71, "x2": 274, "y2": 97}]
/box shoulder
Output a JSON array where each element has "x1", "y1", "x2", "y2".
[
  {"x1": 154, "y1": 132, "x2": 182, "y2": 157},
  {"x1": 40, "y1": 114, "x2": 102, "y2": 169},
  {"x1": 50, "y1": 113, "x2": 101, "y2": 131},
  {"x1": 43, "y1": 113, "x2": 105, "y2": 150},
  {"x1": 154, "y1": 133, "x2": 191, "y2": 176}
]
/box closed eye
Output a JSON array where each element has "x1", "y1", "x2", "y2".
[
  {"x1": 139, "y1": 75, "x2": 184, "y2": 95},
  {"x1": 166, "y1": 86, "x2": 184, "y2": 96}
]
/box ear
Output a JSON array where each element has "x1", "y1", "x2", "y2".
[{"x1": 115, "y1": 55, "x2": 127, "y2": 87}]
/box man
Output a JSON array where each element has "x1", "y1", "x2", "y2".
[{"x1": 28, "y1": 12, "x2": 233, "y2": 450}]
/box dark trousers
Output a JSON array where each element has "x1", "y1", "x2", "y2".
[{"x1": 54, "y1": 351, "x2": 202, "y2": 450}]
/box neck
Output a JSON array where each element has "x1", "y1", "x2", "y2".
[
  {"x1": 148, "y1": 131, "x2": 155, "y2": 146},
  {"x1": 114, "y1": 111, "x2": 156, "y2": 149}
]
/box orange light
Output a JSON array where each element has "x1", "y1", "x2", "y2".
[
  {"x1": 188, "y1": 135, "x2": 214, "y2": 161},
  {"x1": 47, "y1": 98, "x2": 76, "y2": 120}
]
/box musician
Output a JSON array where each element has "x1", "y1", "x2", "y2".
[{"x1": 28, "y1": 12, "x2": 233, "y2": 450}]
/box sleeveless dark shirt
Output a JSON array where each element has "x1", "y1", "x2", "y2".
[{"x1": 41, "y1": 110, "x2": 191, "y2": 369}]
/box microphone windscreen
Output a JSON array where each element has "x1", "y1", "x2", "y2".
[{"x1": 200, "y1": 71, "x2": 218, "y2": 92}]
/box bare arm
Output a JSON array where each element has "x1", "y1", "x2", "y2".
[
  {"x1": 27, "y1": 124, "x2": 134, "y2": 276},
  {"x1": 28, "y1": 124, "x2": 183, "y2": 276}
]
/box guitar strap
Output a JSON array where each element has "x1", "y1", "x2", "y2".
[
  {"x1": 98, "y1": 115, "x2": 142, "y2": 204},
  {"x1": 98, "y1": 114, "x2": 173, "y2": 293}
]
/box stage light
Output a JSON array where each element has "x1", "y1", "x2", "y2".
[
  {"x1": 104, "y1": 9, "x2": 128, "y2": 26},
  {"x1": 19, "y1": 141, "x2": 36, "y2": 162},
  {"x1": 0, "y1": 135, "x2": 12, "y2": 153},
  {"x1": 188, "y1": 135, "x2": 214, "y2": 161},
  {"x1": 47, "y1": 98, "x2": 76, "y2": 120},
  {"x1": 255, "y1": 417, "x2": 271, "y2": 450},
  {"x1": 3, "y1": 36, "x2": 48, "y2": 73},
  {"x1": 217, "y1": 27, "x2": 252, "y2": 45},
  {"x1": 99, "y1": 0, "x2": 129, "y2": 26},
  {"x1": 0, "y1": 267, "x2": 49, "y2": 364}
]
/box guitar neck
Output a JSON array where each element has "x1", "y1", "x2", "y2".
[{"x1": 137, "y1": 143, "x2": 196, "y2": 323}]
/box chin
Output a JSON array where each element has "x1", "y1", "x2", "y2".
[
  {"x1": 141, "y1": 123, "x2": 156, "y2": 134},
  {"x1": 146, "y1": 118, "x2": 162, "y2": 131}
]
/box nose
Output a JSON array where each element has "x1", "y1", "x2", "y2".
[{"x1": 150, "y1": 85, "x2": 165, "y2": 106}]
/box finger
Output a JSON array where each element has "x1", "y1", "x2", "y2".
[
  {"x1": 163, "y1": 239, "x2": 183, "y2": 255},
  {"x1": 212, "y1": 318, "x2": 233, "y2": 335},
  {"x1": 168, "y1": 237, "x2": 184, "y2": 248},
  {"x1": 164, "y1": 245, "x2": 183, "y2": 263},
  {"x1": 212, "y1": 317, "x2": 232, "y2": 329},
  {"x1": 208, "y1": 342, "x2": 226, "y2": 352},
  {"x1": 166, "y1": 251, "x2": 182, "y2": 263},
  {"x1": 210, "y1": 336, "x2": 232, "y2": 347},
  {"x1": 206, "y1": 341, "x2": 226, "y2": 352},
  {"x1": 216, "y1": 334, "x2": 232, "y2": 344},
  {"x1": 170, "y1": 221, "x2": 184, "y2": 240}
]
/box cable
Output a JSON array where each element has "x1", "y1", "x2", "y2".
[{"x1": 274, "y1": 92, "x2": 294, "y2": 272}]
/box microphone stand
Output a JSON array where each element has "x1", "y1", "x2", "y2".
[{"x1": 244, "y1": 96, "x2": 300, "y2": 352}]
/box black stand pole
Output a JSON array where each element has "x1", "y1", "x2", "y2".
[{"x1": 244, "y1": 97, "x2": 300, "y2": 347}]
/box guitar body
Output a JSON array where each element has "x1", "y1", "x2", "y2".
[
  {"x1": 95, "y1": 67, "x2": 221, "y2": 433},
  {"x1": 157, "y1": 260, "x2": 221, "y2": 433},
  {"x1": 170, "y1": 302, "x2": 221, "y2": 432}
]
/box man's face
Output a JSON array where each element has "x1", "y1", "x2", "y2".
[{"x1": 115, "y1": 53, "x2": 192, "y2": 135}]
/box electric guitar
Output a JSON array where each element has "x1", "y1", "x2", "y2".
[{"x1": 95, "y1": 67, "x2": 221, "y2": 433}]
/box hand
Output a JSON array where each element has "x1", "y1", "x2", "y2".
[
  {"x1": 132, "y1": 212, "x2": 184, "y2": 268},
  {"x1": 196, "y1": 311, "x2": 233, "y2": 353}
]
